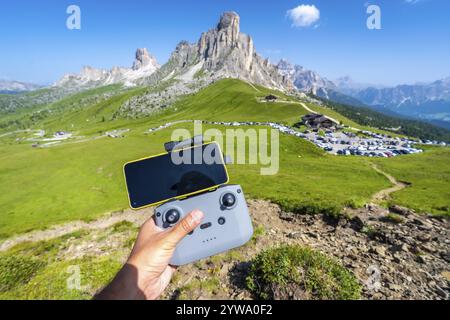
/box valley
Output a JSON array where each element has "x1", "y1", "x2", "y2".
[
  {"x1": 0, "y1": 11, "x2": 448, "y2": 300},
  {"x1": 1, "y1": 83, "x2": 449, "y2": 301},
  {"x1": 0, "y1": 79, "x2": 448, "y2": 240}
]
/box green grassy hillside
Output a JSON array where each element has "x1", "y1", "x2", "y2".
[
  {"x1": 372, "y1": 146, "x2": 450, "y2": 214},
  {"x1": 0, "y1": 85, "x2": 124, "y2": 133},
  {"x1": 0, "y1": 78, "x2": 449, "y2": 238},
  {"x1": 0, "y1": 121, "x2": 390, "y2": 238},
  {"x1": 155, "y1": 79, "x2": 308, "y2": 124}
]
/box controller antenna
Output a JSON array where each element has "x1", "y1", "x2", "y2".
[{"x1": 164, "y1": 135, "x2": 204, "y2": 152}]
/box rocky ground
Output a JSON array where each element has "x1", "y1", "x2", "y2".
[
  {"x1": 1, "y1": 199, "x2": 448, "y2": 300},
  {"x1": 0, "y1": 209, "x2": 152, "y2": 252},
  {"x1": 162, "y1": 200, "x2": 449, "y2": 300}
]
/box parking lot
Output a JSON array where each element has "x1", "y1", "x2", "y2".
[
  {"x1": 149, "y1": 120, "x2": 447, "y2": 158},
  {"x1": 264, "y1": 124, "x2": 430, "y2": 158},
  {"x1": 302, "y1": 130, "x2": 424, "y2": 157}
]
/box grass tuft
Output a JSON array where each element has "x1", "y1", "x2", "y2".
[
  {"x1": 383, "y1": 213, "x2": 405, "y2": 224},
  {"x1": 0, "y1": 255, "x2": 46, "y2": 291},
  {"x1": 246, "y1": 245, "x2": 361, "y2": 300}
]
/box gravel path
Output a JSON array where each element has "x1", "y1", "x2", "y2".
[
  {"x1": 0, "y1": 208, "x2": 153, "y2": 252},
  {"x1": 370, "y1": 164, "x2": 409, "y2": 203},
  {"x1": 0, "y1": 165, "x2": 408, "y2": 252}
]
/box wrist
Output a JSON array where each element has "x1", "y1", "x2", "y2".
[
  {"x1": 94, "y1": 263, "x2": 145, "y2": 300},
  {"x1": 126, "y1": 258, "x2": 163, "y2": 300}
]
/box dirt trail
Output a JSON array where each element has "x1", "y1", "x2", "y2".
[
  {"x1": 0, "y1": 208, "x2": 153, "y2": 252},
  {"x1": 0, "y1": 165, "x2": 409, "y2": 252},
  {"x1": 370, "y1": 164, "x2": 409, "y2": 203},
  {"x1": 245, "y1": 81, "x2": 261, "y2": 93}
]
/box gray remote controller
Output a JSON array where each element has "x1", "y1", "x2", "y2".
[{"x1": 154, "y1": 185, "x2": 254, "y2": 266}]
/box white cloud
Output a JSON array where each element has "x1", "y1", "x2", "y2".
[{"x1": 287, "y1": 4, "x2": 320, "y2": 28}]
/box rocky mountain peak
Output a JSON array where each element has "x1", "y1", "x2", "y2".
[
  {"x1": 56, "y1": 11, "x2": 291, "y2": 92},
  {"x1": 55, "y1": 48, "x2": 159, "y2": 88},
  {"x1": 216, "y1": 11, "x2": 240, "y2": 44},
  {"x1": 79, "y1": 66, "x2": 105, "y2": 80},
  {"x1": 433, "y1": 76, "x2": 450, "y2": 86},
  {"x1": 198, "y1": 11, "x2": 244, "y2": 64},
  {"x1": 175, "y1": 41, "x2": 190, "y2": 50},
  {"x1": 217, "y1": 11, "x2": 239, "y2": 31},
  {"x1": 132, "y1": 48, "x2": 159, "y2": 71},
  {"x1": 276, "y1": 59, "x2": 294, "y2": 71},
  {"x1": 276, "y1": 59, "x2": 335, "y2": 95},
  {"x1": 193, "y1": 12, "x2": 292, "y2": 90}
]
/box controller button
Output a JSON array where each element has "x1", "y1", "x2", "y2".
[
  {"x1": 156, "y1": 212, "x2": 161, "y2": 217},
  {"x1": 221, "y1": 193, "x2": 236, "y2": 207},
  {"x1": 218, "y1": 217, "x2": 226, "y2": 225},
  {"x1": 200, "y1": 222, "x2": 212, "y2": 230},
  {"x1": 237, "y1": 189, "x2": 241, "y2": 193},
  {"x1": 165, "y1": 209, "x2": 180, "y2": 224}
]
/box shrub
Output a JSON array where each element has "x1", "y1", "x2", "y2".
[
  {"x1": 275, "y1": 199, "x2": 342, "y2": 218},
  {"x1": 0, "y1": 255, "x2": 46, "y2": 291},
  {"x1": 246, "y1": 245, "x2": 361, "y2": 300},
  {"x1": 111, "y1": 220, "x2": 136, "y2": 233},
  {"x1": 345, "y1": 198, "x2": 366, "y2": 209},
  {"x1": 250, "y1": 225, "x2": 265, "y2": 244},
  {"x1": 384, "y1": 213, "x2": 405, "y2": 224},
  {"x1": 361, "y1": 225, "x2": 377, "y2": 237},
  {"x1": 177, "y1": 277, "x2": 220, "y2": 300}
]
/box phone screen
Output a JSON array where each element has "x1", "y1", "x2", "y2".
[{"x1": 124, "y1": 142, "x2": 229, "y2": 209}]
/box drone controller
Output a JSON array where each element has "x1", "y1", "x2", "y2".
[{"x1": 154, "y1": 184, "x2": 253, "y2": 266}]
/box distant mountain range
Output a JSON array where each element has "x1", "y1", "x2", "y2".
[
  {"x1": 334, "y1": 76, "x2": 384, "y2": 96},
  {"x1": 348, "y1": 78, "x2": 450, "y2": 128},
  {"x1": 276, "y1": 59, "x2": 335, "y2": 97},
  {"x1": 0, "y1": 80, "x2": 42, "y2": 94},
  {"x1": 53, "y1": 12, "x2": 291, "y2": 93},
  {"x1": 273, "y1": 61, "x2": 450, "y2": 128},
  {"x1": 273, "y1": 59, "x2": 450, "y2": 128},
  {"x1": 54, "y1": 48, "x2": 160, "y2": 88},
  {"x1": 1, "y1": 11, "x2": 449, "y2": 129}
]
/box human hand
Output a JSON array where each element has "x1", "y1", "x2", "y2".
[{"x1": 95, "y1": 209, "x2": 204, "y2": 300}]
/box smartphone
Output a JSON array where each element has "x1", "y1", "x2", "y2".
[{"x1": 123, "y1": 142, "x2": 229, "y2": 209}]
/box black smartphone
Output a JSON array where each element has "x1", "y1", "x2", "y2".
[{"x1": 123, "y1": 142, "x2": 229, "y2": 209}]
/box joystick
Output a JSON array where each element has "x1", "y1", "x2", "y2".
[
  {"x1": 164, "y1": 209, "x2": 180, "y2": 224},
  {"x1": 221, "y1": 193, "x2": 236, "y2": 208}
]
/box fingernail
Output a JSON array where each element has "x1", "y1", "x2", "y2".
[{"x1": 191, "y1": 210, "x2": 204, "y2": 223}]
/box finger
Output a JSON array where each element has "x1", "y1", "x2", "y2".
[{"x1": 165, "y1": 209, "x2": 204, "y2": 245}]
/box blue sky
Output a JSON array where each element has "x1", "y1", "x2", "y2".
[{"x1": 1, "y1": 0, "x2": 449, "y2": 86}]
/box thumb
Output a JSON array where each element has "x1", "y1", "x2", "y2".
[{"x1": 165, "y1": 209, "x2": 204, "y2": 246}]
